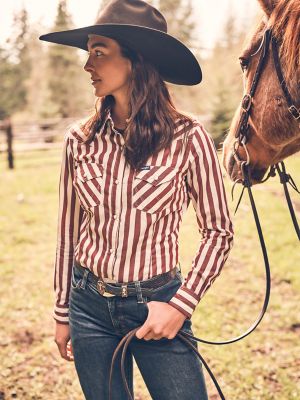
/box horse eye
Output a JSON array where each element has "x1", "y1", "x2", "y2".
[{"x1": 239, "y1": 57, "x2": 249, "y2": 71}]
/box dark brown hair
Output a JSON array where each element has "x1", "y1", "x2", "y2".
[{"x1": 80, "y1": 38, "x2": 194, "y2": 170}]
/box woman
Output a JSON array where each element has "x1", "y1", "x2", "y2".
[{"x1": 40, "y1": 1, "x2": 234, "y2": 399}]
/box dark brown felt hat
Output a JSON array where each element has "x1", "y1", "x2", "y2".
[{"x1": 39, "y1": 0, "x2": 202, "y2": 85}]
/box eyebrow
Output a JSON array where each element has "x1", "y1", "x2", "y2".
[{"x1": 88, "y1": 42, "x2": 108, "y2": 50}]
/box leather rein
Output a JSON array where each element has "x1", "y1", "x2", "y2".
[{"x1": 108, "y1": 29, "x2": 299, "y2": 400}]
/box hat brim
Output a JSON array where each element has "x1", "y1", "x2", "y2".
[{"x1": 39, "y1": 24, "x2": 202, "y2": 85}]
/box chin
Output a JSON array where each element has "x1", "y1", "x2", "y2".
[
  {"x1": 250, "y1": 166, "x2": 269, "y2": 184},
  {"x1": 95, "y1": 89, "x2": 106, "y2": 97}
]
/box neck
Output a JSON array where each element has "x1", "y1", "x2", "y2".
[{"x1": 111, "y1": 97, "x2": 130, "y2": 130}]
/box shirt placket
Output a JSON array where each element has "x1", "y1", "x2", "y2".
[{"x1": 108, "y1": 128, "x2": 127, "y2": 280}]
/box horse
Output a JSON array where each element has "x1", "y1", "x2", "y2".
[{"x1": 222, "y1": 0, "x2": 300, "y2": 184}]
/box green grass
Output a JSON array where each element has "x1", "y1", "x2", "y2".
[{"x1": 0, "y1": 148, "x2": 299, "y2": 399}]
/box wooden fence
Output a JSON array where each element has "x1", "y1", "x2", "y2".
[{"x1": 0, "y1": 115, "x2": 211, "y2": 169}]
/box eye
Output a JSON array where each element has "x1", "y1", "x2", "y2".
[
  {"x1": 95, "y1": 50, "x2": 103, "y2": 57},
  {"x1": 239, "y1": 57, "x2": 249, "y2": 72}
]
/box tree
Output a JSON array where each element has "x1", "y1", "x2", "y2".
[
  {"x1": 0, "y1": 7, "x2": 32, "y2": 118},
  {"x1": 147, "y1": 0, "x2": 196, "y2": 46},
  {"x1": 46, "y1": 0, "x2": 88, "y2": 117},
  {"x1": 208, "y1": 14, "x2": 245, "y2": 145},
  {"x1": 210, "y1": 76, "x2": 236, "y2": 148},
  {"x1": 158, "y1": 0, "x2": 195, "y2": 45},
  {"x1": 0, "y1": 48, "x2": 16, "y2": 119},
  {"x1": 146, "y1": 0, "x2": 204, "y2": 115},
  {"x1": 23, "y1": 26, "x2": 53, "y2": 119}
]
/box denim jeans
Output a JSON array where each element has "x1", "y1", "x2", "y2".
[{"x1": 69, "y1": 264, "x2": 208, "y2": 400}]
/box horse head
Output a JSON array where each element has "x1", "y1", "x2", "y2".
[{"x1": 222, "y1": 0, "x2": 300, "y2": 184}]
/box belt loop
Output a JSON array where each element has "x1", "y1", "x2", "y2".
[
  {"x1": 79, "y1": 269, "x2": 89, "y2": 289},
  {"x1": 135, "y1": 281, "x2": 144, "y2": 303}
]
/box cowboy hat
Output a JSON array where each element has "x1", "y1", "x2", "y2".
[{"x1": 39, "y1": 0, "x2": 202, "y2": 85}]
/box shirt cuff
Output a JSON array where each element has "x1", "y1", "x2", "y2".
[
  {"x1": 53, "y1": 304, "x2": 69, "y2": 324},
  {"x1": 168, "y1": 286, "x2": 199, "y2": 319}
]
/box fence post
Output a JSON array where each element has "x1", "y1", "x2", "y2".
[{"x1": 5, "y1": 118, "x2": 14, "y2": 169}]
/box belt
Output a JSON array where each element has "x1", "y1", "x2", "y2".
[{"x1": 74, "y1": 262, "x2": 179, "y2": 298}]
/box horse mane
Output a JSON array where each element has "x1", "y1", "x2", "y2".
[{"x1": 269, "y1": 0, "x2": 300, "y2": 80}]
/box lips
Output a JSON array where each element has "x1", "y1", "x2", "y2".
[{"x1": 91, "y1": 76, "x2": 101, "y2": 84}]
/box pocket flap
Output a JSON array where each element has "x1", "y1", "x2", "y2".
[
  {"x1": 134, "y1": 166, "x2": 177, "y2": 186},
  {"x1": 76, "y1": 163, "x2": 104, "y2": 182}
]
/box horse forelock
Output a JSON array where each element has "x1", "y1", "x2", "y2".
[{"x1": 269, "y1": 0, "x2": 300, "y2": 82}]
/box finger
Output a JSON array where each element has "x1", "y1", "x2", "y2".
[
  {"x1": 144, "y1": 334, "x2": 162, "y2": 341},
  {"x1": 67, "y1": 342, "x2": 74, "y2": 360},
  {"x1": 56, "y1": 340, "x2": 74, "y2": 362},
  {"x1": 136, "y1": 323, "x2": 151, "y2": 339},
  {"x1": 67, "y1": 341, "x2": 74, "y2": 356}
]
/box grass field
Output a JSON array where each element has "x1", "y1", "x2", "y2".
[{"x1": 0, "y1": 147, "x2": 299, "y2": 400}]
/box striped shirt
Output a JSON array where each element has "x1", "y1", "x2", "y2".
[{"x1": 54, "y1": 110, "x2": 234, "y2": 324}]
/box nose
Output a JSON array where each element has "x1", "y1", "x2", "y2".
[{"x1": 84, "y1": 55, "x2": 94, "y2": 73}]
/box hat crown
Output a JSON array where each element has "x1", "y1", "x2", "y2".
[{"x1": 95, "y1": 0, "x2": 167, "y2": 33}]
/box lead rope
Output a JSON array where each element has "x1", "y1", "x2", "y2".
[{"x1": 108, "y1": 328, "x2": 227, "y2": 400}]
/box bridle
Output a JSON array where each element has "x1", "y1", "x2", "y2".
[
  {"x1": 107, "y1": 29, "x2": 300, "y2": 400},
  {"x1": 232, "y1": 28, "x2": 300, "y2": 238},
  {"x1": 232, "y1": 29, "x2": 300, "y2": 165}
]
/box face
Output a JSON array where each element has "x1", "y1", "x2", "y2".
[
  {"x1": 84, "y1": 34, "x2": 132, "y2": 100},
  {"x1": 222, "y1": 21, "x2": 300, "y2": 184}
]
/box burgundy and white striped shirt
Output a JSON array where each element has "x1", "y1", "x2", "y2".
[{"x1": 54, "y1": 110, "x2": 234, "y2": 324}]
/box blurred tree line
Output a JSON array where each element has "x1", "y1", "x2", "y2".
[{"x1": 0, "y1": 0, "x2": 256, "y2": 145}]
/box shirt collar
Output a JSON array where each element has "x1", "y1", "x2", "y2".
[
  {"x1": 100, "y1": 107, "x2": 125, "y2": 136},
  {"x1": 96, "y1": 107, "x2": 111, "y2": 134}
]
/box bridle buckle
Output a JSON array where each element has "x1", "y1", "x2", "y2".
[
  {"x1": 288, "y1": 105, "x2": 300, "y2": 120},
  {"x1": 241, "y1": 94, "x2": 252, "y2": 112}
]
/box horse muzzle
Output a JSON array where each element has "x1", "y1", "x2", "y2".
[{"x1": 226, "y1": 151, "x2": 268, "y2": 184}]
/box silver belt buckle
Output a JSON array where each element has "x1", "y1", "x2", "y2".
[{"x1": 97, "y1": 280, "x2": 115, "y2": 297}]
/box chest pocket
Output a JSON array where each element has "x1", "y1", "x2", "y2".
[
  {"x1": 132, "y1": 166, "x2": 179, "y2": 214},
  {"x1": 74, "y1": 162, "x2": 103, "y2": 208}
]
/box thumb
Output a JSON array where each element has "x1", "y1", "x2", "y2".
[{"x1": 136, "y1": 321, "x2": 151, "y2": 339}]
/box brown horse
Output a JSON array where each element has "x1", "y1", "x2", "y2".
[{"x1": 222, "y1": 0, "x2": 300, "y2": 184}]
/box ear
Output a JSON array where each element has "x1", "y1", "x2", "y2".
[{"x1": 257, "y1": 0, "x2": 277, "y2": 17}]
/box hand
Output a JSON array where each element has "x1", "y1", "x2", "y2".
[
  {"x1": 54, "y1": 321, "x2": 74, "y2": 362},
  {"x1": 135, "y1": 301, "x2": 187, "y2": 341}
]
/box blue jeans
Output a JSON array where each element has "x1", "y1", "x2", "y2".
[{"x1": 69, "y1": 264, "x2": 208, "y2": 400}]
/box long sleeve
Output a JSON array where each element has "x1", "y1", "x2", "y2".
[
  {"x1": 168, "y1": 123, "x2": 234, "y2": 318},
  {"x1": 53, "y1": 133, "x2": 83, "y2": 324}
]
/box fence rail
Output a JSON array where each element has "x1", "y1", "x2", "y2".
[{"x1": 0, "y1": 115, "x2": 211, "y2": 168}]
